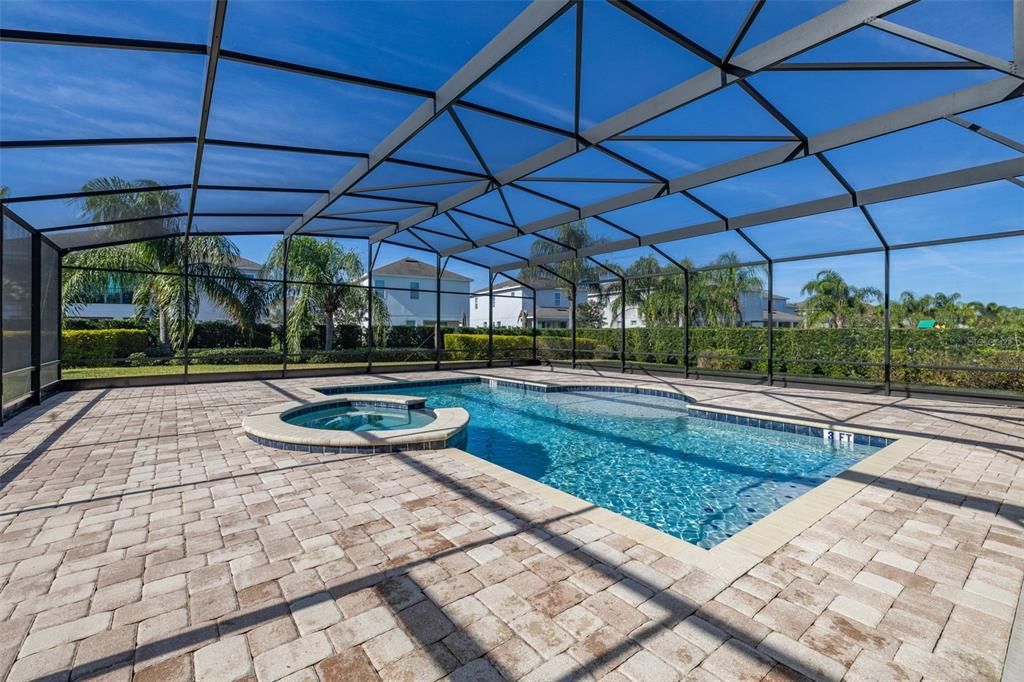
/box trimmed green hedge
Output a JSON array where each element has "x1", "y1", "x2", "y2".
[
  {"x1": 62, "y1": 329, "x2": 148, "y2": 365},
  {"x1": 566, "y1": 326, "x2": 1022, "y2": 390},
  {"x1": 444, "y1": 333, "x2": 599, "y2": 361},
  {"x1": 60, "y1": 324, "x2": 1022, "y2": 392},
  {"x1": 63, "y1": 318, "x2": 147, "y2": 331}
]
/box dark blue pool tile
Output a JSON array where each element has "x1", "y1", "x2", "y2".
[{"x1": 320, "y1": 377, "x2": 892, "y2": 451}]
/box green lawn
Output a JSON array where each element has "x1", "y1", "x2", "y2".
[{"x1": 62, "y1": 363, "x2": 358, "y2": 379}]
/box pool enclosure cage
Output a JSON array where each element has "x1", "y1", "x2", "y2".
[{"x1": 2, "y1": 0, "x2": 1023, "y2": 421}]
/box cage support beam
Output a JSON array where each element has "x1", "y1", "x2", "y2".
[
  {"x1": 374, "y1": 0, "x2": 914, "y2": 242},
  {"x1": 443, "y1": 75, "x2": 1022, "y2": 259},
  {"x1": 868, "y1": 18, "x2": 1017, "y2": 76},
  {"x1": 483, "y1": 156, "x2": 1024, "y2": 272},
  {"x1": 283, "y1": 0, "x2": 573, "y2": 238}
]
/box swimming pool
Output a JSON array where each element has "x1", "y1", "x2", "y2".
[{"x1": 341, "y1": 381, "x2": 881, "y2": 548}]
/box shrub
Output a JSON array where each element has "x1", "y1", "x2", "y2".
[
  {"x1": 126, "y1": 352, "x2": 163, "y2": 367},
  {"x1": 190, "y1": 321, "x2": 276, "y2": 349},
  {"x1": 868, "y1": 348, "x2": 1024, "y2": 392},
  {"x1": 63, "y1": 318, "x2": 147, "y2": 331},
  {"x1": 301, "y1": 349, "x2": 368, "y2": 364},
  {"x1": 62, "y1": 329, "x2": 148, "y2": 366},
  {"x1": 185, "y1": 348, "x2": 283, "y2": 365},
  {"x1": 696, "y1": 348, "x2": 744, "y2": 371}
]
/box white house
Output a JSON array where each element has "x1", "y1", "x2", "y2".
[
  {"x1": 469, "y1": 278, "x2": 586, "y2": 329},
  {"x1": 70, "y1": 256, "x2": 264, "y2": 321},
  {"x1": 738, "y1": 292, "x2": 802, "y2": 328},
  {"x1": 592, "y1": 289, "x2": 801, "y2": 329},
  {"x1": 362, "y1": 257, "x2": 471, "y2": 327}
]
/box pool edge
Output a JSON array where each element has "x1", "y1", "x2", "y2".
[
  {"x1": 310, "y1": 374, "x2": 926, "y2": 578},
  {"x1": 439, "y1": 431, "x2": 929, "y2": 581}
]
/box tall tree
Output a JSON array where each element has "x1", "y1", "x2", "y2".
[
  {"x1": 518, "y1": 221, "x2": 604, "y2": 335},
  {"x1": 700, "y1": 253, "x2": 766, "y2": 326},
  {"x1": 575, "y1": 300, "x2": 606, "y2": 328},
  {"x1": 263, "y1": 236, "x2": 389, "y2": 354},
  {"x1": 800, "y1": 269, "x2": 881, "y2": 328},
  {"x1": 604, "y1": 255, "x2": 664, "y2": 324},
  {"x1": 519, "y1": 221, "x2": 601, "y2": 285},
  {"x1": 61, "y1": 178, "x2": 264, "y2": 353}
]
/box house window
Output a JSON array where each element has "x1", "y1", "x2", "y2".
[
  {"x1": 474, "y1": 298, "x2": 478, "y2": 309},
  {"x1": 406, "y1": 319, "x2": 416, "y2": 326},
  {"x1": 410, "y1": 282, "x2": 420, "y2": 299},
  {"x1": 554, "y1": 292, "x2": 562, "y2": 306},
  {"x1": 374, "y1": 279, "x2": 385, "y2": 289}
]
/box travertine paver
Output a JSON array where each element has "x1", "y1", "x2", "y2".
[{"x1": 0, "y1": 366, "x2": 1021, "y2": 681}]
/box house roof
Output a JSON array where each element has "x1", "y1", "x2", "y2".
[
  {"x1": 373, "y1": 258, "x2": 471, "y2": 282},
  {"x1": 234, "y1": 255, "x2": 263, "y2": 271},
  {"x1": 764, "y1": 310, "x2": 804, "y2": 323},
  {"x1": 529, "y1": 308, "x2": 572, "y2": 320},
  {"x1": 472, "y1": 277, "x2": 569, "y2": 294}
]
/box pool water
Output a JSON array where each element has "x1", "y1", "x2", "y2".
[
  {"x1": 348, "y1": 382, "x2": 880, "y2": 548},
  {"x1": 285, "y1": 405, "x2": 435, "y2": 432}
]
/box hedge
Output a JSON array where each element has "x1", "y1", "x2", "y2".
[
  {"x1": 63, "y1": 318, "x2": 147, "y2": 331},
  {"x1": 59, "y1": 324, "x2": 1022, "y2": 391},
  {"x1": 444, "y1": 333, "x2": 599, "y2": 360},
  {"x1": 62, "y1": 329, "x2": 148, "y2": 365},
  {"x1": 584, "y1": 326, "x2": 1022, "y2": 390},
  {"x1": 185, "y1": 348, "x2": 284, "y2": 365}
]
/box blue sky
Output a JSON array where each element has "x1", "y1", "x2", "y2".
[{"x1": 1, "y1": 0, "x2": 1020, "y2": 303}]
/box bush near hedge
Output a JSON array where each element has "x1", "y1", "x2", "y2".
[{"x1": 62, "y1": 329, "x2": 148, "y2": 365}]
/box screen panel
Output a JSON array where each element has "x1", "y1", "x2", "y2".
[
  {"x1": 40, "y1": 242, "x2": 61, "y2": 389},
  {"x1": 2, "y1": 216, "x2": 34, "y2": 405},
  {"x1": 889, "y1": 236, "x2": 1024, "y2": 398},
  {"x1": 772, "y1": 253, "x2": 885, "y2": 387}
]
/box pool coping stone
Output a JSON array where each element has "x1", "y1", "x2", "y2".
[{"x1": 242, "y1": 394, "x2": 469, "y2": 454}]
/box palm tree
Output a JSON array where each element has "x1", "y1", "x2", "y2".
[
  {"x1": 967, "y1": 300, "x2": 1009, "y2": 328},
  {"x1": 263, "y1": 236, "x2": 389, "y2": 354},
  {"x1": 603, "y1": 251, "x2": 763, "y2": 328},
  {"x1": 703, "y1": 253, "x2": 766, "y2": 326},
  {"x1": 603, "y1": 255, "x2": 664, "y2": 324},
  {"x1": 801, "y1": 269, "x2": 881, "y2": 328},
  {"x1": 640, "y1": 273, "x2": 689, "y2": 326},
  {"x1": 893, "y1": 291, "x2": 928, "y2": 328},
  {"x1": 518, "y1": 221, "x2": 604, "y2": 334},
  {"x1": 520, "y1": 220, "x2": 601, "y2": 285},
  {"x1": 61, "y1": 178, "x2": 264, "y2": 353}
]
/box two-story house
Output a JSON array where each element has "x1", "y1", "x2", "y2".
[
  {"x1": 361, "y1": 257, "x2": 471, "y2": 327},
  {"x1": 591, "y1": 288, "x2": 801, "y2": 329},
  {"x1": 71, "y1": 255, "x2": 264, "y2": 321},
  {"x1": 738, "y1": 291, "x2": 802, "y2": 327},
  {"x1": 469, "y1": 278, "x2": 587, "y2": 329}
]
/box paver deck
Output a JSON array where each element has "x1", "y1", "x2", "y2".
[{"x1": 1, "y1": 367, "x2": 1022, "y2": 681}]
